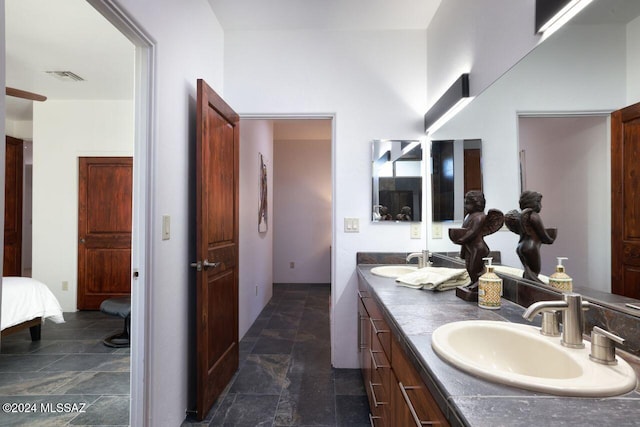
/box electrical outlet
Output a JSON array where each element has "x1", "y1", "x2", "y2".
[
  {"x1": 62, "y1": 281, "x2": 69, "y2": 291},
  {"x1": 432, "y1": 223, "x2": 443, "y2": 239},
  {"x1": 410, "y1": 223, "x2": 421, "y2": 239}
]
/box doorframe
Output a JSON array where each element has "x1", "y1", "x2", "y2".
[
  {"x1": 87, "y1": 2, "x2": 155, "y2": 425},
  {"x1": 516, "y1": 109, "x2": 612, "y2": 289},
  {"x1": 239, "y1": 112, "x2": 336, "y2": 352}
]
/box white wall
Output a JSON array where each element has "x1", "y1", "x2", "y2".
[
  {"x1": 32, "y1": 100, "x2": 134, "y2": 311},
  {"x1": 5, "y1": 119, "x2": 32, "y2": 140},
  {"x1": 103, "y1": 0, "x2": 225, "y2": 424},
  {"x1": 519, "y1": 116, "x2": 609, "y2": 290},
  {"x1": 238, "y1": 119, "x2": 273, "y2": 339},
  {"x1": 224, "y1": 28, "x2": 427, "y2": 368},
  {"x1": 426, "y1": 0, "x2": 540, "y2": 102},
  {"x1": 628, "y1": 15, "x2": 640, "y2": 103},
  {"x1": 430, "y1": 23, "x2": 627, "y2": 269},
  {"x1": 273, "y1": 138, "x2": 331, "y2": 283}
]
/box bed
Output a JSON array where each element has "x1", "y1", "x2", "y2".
[{"x1": 1, "y1": 277, "x2": 65, "y2": 341}]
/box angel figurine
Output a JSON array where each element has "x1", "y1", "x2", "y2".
[
  {"x1": 505, "y1": 191, "x2": 557, "y2": 283},
  {"x1": 449, "y1": 191, "x2": 504, "y2": 288}
]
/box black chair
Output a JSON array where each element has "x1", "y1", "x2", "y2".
[{"x1": 99, "y1": 296, "x2": 131, "y2": 348}]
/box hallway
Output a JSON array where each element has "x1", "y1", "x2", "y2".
[{"x1": 185, "y1": 283, "x2": 370, "y2": 426}]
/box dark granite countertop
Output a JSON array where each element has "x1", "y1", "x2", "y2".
[{"x1": 357, "y1": 264, "x2": 640, "y2": 427}]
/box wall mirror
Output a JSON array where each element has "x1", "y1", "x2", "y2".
[
  {"x1": 431, "y1": 139, "x2": 482, "y2": 222},
  {"x1": 429, "y1": 0, "x2": 640, "y2": 316},
  {"x1": 371, "y1": 139, "x2": 423, "y2": 222}
]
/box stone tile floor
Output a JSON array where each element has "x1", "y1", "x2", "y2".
[
  {"x1": 0, "y1": 311, "x2": 130, "y2": 426},
  {"x1": 184, "y1": 283, "x2": 370, "y2": 427},
  {"x1": 0, "y1": 283, "x2": 369, "y2": 426}
]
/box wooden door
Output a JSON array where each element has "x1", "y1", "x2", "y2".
[
  {"x1": 611, "y1": 102, "x2": 640, "y2": 298},
  {"x1": 463, "y1": 148, "x2": 482, "y2": 194},
  {"x1": 77, "y1": 157, "x2": 133, "y2": 309},
  {"x1": 194, "y1": 79, "x2": 240, "y2": 420},
  {"x1": 4, "y1": 136, "x2": 23, "y2": 276}
]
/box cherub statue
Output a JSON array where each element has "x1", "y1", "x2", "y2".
[
  {"x1": 396, "y1": 206, "x2": 412, "y2": 221},
  {"x1": 449, "y1": 191, "x2": 504, "y2": 288},
  {"x1": 505, "y1": 191, "x2": 557, "y2": 283}
]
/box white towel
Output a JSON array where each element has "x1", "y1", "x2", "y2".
[
  {"x1": 492, "y1": 265, "x2": 550, "y2": 284},
  {"x1": 395, "y1": 267, "x2": 470, "y2": 291}
]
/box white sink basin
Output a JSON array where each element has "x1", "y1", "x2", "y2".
[
  {"x1": 370, "y1": 265, "x2": 418, "y2": 278},
  {"x1": 431, "y1": 320, "x2": 637, "y2": 396}
]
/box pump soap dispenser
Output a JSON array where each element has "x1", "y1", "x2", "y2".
[
  {"x1": 478, "y1": 257, "x2": 502, "y2": 310},
  {"x1": 549, "y1": 257, "x2": 572, "y2": 292}
]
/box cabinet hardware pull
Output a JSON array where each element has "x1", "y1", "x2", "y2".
[
  {"x1": 368, "y1": 413, "x2": 381, "y2": 426},
  {"x1": 368, "y1": 382, "x2": 388, "y2": 407},
  {"x1": 369, "y1": 348, "x2": 390, "y2": 370},
  {"x1": 358, "y1": 315, "x2": 367, "y2": 350},
  {"x1": 399, "y1": 382, "x2": 434, "y2": 426},
  {"x1": 369, "y1": 318, "x2": 390, "y2": 335},
  {"x1": 358, "y1": 290, "x2": 370, "y2": 299}
]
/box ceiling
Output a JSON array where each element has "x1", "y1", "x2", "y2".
[
  {"x1": 4, "y1": 0, "x2": 134, "y2": 123},
  {"x1": 4, "y1": 0, "x2": 441, "y2": 124},
  {"x1": 208, "y1": 0, "x2": 441, "y2": 31}
]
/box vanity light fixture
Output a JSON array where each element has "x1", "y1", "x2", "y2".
[
  {"x1": 424, "y1": 73, "x2": 472, "y2": 134},
  {"x1": 536, "y1": 0, "x2": 594, "y2": 39}
]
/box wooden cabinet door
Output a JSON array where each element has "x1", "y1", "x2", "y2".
[
  {"x1": 77, "y1": 157, "x2": 132, "y2": 309},
  {"x1": 392, "y1": 337, "x2": 449, "y2": 426}
]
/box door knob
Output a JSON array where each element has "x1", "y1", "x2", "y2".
[
  {"x1": 202, "y1": 260, "x2": 221, "y2": 270},
  {"x1": 190, "y1": 260, "x2": 220, "y2": 272}
]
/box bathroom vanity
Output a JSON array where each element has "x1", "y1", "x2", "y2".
[{"x1": 357, "y1": 258, "x2": 640, "y2": 426}]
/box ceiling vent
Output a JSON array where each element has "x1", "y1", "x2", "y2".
[{"x1": 45, "y1": 71, "x2": 85, "y2": 82}]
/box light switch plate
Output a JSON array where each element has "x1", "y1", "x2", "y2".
[{"x1": 344, "y1": 217, "x2": 360, "y2": 233}]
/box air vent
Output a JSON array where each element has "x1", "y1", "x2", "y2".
[{"x1": 45, "y1": 71, "x2": 85, "y2": 82}]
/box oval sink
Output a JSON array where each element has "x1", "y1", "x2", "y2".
[
  {"x1": 370, "y1": 265, "x2": 418, "y2": 278},
  {"x1": 431, "y1": 320, "x2": 637, "y2": 397}
]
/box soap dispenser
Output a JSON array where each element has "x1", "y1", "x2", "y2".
[
  {"x1": 549, "y1": 257, "x2": 572, "y2": 292},
  {"x1": 478, "y1": 257, "x2": 502, "y2": 310}
]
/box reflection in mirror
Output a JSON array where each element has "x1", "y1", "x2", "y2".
[
  {"x1": 371, "y1": 140, "x2": 423, "y2": 222},
  {"x1": 428, "y1": 0, "x2": 640, "y2": 313},
  {"x1": 431, "y1": 139, "x2": 482, "y2": 222}
]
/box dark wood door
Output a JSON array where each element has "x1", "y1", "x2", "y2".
[
  {"x1": 194, "y1": 79, "x2": 240, "y2": 419},
  {"x1": 463, "y1": 148, "x2": 482, "y2": 194},
  {"x1": 611, "y1": 102, "x2": 640, "y2": 298},
  {"x1": 77, "y1": 157, "x2": 132, "y2": 309},
  {"x1": 4, "y1": 136, "x2": 23, "y2": 276}
]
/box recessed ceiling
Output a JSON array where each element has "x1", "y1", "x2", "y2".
[
  {"x1": 5, "y1": 0, "x2": 135, "y2": 122},
  {"x1": 208, "y1": 0, "x2": 442, "y2": 31}
]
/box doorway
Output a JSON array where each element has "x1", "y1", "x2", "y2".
[
  {"x1": 3, "y1": 1, "x2": 154, "y2": 424},
  {"x1": 236, "y1": 117, "x2": 333, "y2": 339},
  {"x1": 517, "y1": 115, "x2": 610, "y2": 290}
]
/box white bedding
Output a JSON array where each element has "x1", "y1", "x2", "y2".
[{"x1": 1, "y1": 276, "x2": 65, "y2": 331}]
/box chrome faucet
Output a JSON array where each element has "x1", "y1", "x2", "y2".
[
  {"x1": 406, "y1": 250, "x2": 431, "y2": 268},
  {"x1": 522, "y1": 293, "x2": 590, "y2": 348}
]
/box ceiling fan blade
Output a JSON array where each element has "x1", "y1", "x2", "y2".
[{"x1": 6, "y1": 87, "x2": 47, "y2": 102}]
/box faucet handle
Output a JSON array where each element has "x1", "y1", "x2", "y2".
[
  {"x1": 540, "y1": 311, "x2": 560, "y2": 337},
  {"x1": 589, "y1": 326, "x2": 625, "y2": 365}
]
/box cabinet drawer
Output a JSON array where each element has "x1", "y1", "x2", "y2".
[
  {"x1": 392, "y1": 338, "x2": 449, "y2": 426},
  {"x1": 365, "y1": 300, "x2": 392, "y2": 360}
]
